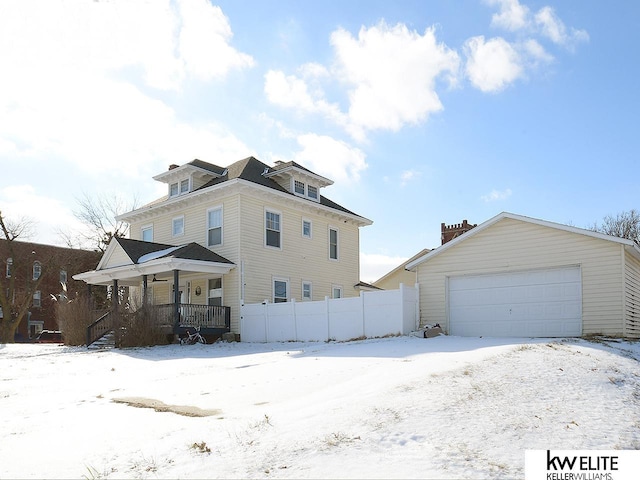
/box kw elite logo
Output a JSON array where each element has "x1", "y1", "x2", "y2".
[
  {"x1": 545, "y1": 450, "x2": 617, "y2": 480},
  {"x1": 525, "y1": 450, "x2": 639, "y2": 480}
]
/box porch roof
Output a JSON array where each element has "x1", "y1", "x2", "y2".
[{"x1": 73, "y1": 238, "x2": 235, "y2": 286}]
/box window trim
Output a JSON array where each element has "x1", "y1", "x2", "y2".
[
  {"x1": 302, "y1": 219, "x2": 312, "y2": 239},
  {"x1": 206, "y1": 206, "x2": 223, "y2": 247},
  {"x1": 33, "y1": 261, "x2": 42, "y2": 280},
  {"x1": 307, "y1": 184, "x2": 318, "y2": 200},
  {"x1": 302, "y1": 281, "x2": 313, "y2": 301},
  {"x1": 273, "y1": 276, "x2": 289, "y2": 303},
  {"x1": 172, "y1": 215, "x2": 185, "y2": 237},
  {"x1": 141, "y1": 224, "x2": 153, "y2": 242},
  {"x1": 265, "y1": 208, "x2": 282, "y2": 249},
  {"x1": 33, "y1": 290, "x2": 42, "y2": 308},
  {"x1": 329, "y1": 227, "x2": 339, "y2": 261}
]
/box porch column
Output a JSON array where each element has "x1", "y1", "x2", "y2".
[
  {"x1": 112, "y1": 279, "x2": 120, "y2": 348},
  {"x1": 142, "y1": 275, "x2": 148, "y2": 308},
  {"x1": 173, "y1": 270, "x2": 180, "y2": 329}
]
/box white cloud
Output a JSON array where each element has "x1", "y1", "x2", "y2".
[
  {"x1": 400, "y1": 170, "x2": 422, "y2": 187},
  {"x1": 535, "y1": 6, "x2": 589, "y2": 50},
  {"x1": 481, "y1": 188, "x2": 513, "y2": 202},
  {"x1": 331, "y1": 22, "x2": 460, "y2": 134},
  {"x1": 360, "y1": 252, "x2": 410, "y2": 283},
  {"x1": 0, "y1": 0, "x2": 252, "y2": 180},
  {"x1": 486, "y1": 0, "x2": 530, "y2": 31},
  {"x1": 464, "y1": 36, "x2": 523, "y2": 92},
  {"x1": 293, "y1": 134, "x2": 367, "y2": 184}
]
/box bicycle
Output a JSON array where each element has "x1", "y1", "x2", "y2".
[{"x1": 180, "y1": 326, "x2": 206, "y2": 345}]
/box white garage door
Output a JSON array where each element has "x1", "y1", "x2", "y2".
[{"x1": 448, "y1": 266, "x2": 582, "y2": 337}]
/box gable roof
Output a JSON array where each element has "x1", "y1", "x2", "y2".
[
  {"x1": 373, "y1": 248, "x2": 431, "y2": 285},
  {"x1": 76, "y1": 237, "x2": 235, "y2": 286},
  {"x1": 406, "y1": 212, "x2": 640, "y2": 270}
]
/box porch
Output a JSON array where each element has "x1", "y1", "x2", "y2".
[{"x1": 87, "y1": 303, "x2": 231, "y2": 347}]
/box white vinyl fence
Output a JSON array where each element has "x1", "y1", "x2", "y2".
[{"x1": 240, "y1": 284, "x2": 419, "y2": 343}]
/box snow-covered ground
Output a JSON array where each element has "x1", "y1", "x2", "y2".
[{"x1": 1, "y1": 335, "x2": 638, "y2": 479}]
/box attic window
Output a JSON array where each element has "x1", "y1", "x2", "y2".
[
  {"x1": 308, "y1": 185, "x2": 318, "y2": 200},
  {"x1": 180, "y1": 179, "x2": 189, "y2": 194},
  {"x1": 294, "y1": 180, "x2": 305, "y2": 195},
  {"x1": 170, "y1": 179, "x2": 190, "y2": 197},
  {"x1": 170, "y1": 182, "x2": 179, "y2": 196}
]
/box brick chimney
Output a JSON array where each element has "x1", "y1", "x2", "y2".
[
  {"x1": 169, "y1": 164, "x2": 179, "y2": 170},
  {"x1": 441, "y1": 219, "x2": 477, "y2": 245}
]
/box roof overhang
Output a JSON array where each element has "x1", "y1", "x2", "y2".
[
  {"x1": 73, "y1": 257, "x2": 235, "y2": 287},
  {"x1": 264, "y1": 163, "x2": 334, "y2": 188}
]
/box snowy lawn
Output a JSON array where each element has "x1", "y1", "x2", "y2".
[{"x1": 1, "y1": 335, "x2": 639, "y2": 479}]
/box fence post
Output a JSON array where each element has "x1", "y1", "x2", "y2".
[
  {"x1": 263, "y1": 301, "x2": 269, "y2": 343},
  {"x1": 325, "y1": 296, "x2": 330, "y2": 341},
  {"x1": 291, "y1": 298, "x2": 298, "y2": 341},
  {"x1": 360, "y1": 290, "x2": 366, "y2": 338}
]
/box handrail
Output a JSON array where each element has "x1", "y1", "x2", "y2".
[{"x1": 86, "y1": 311, "x2": 114, "y2": 346}]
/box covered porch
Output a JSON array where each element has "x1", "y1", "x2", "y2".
[{"x1": 74, "y1": 238, "x2": 236, "y2": 346}]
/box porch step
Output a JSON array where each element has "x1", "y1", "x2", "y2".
[{"x1": 88, "y1": 331, "x2": 115, "y2": 350}]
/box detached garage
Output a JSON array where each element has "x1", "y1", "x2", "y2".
[{"x1": 407, "y1": 212, "x2": 640, "y2": 338}]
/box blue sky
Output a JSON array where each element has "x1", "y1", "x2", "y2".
[{"x1": 1, "y1": 0, "x2": 638, "y2": 282}]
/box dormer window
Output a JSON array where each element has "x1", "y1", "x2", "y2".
[
  {"x1": 170, "y1": 178, "x2": 190, "y2": 197},
  {"x1": 294, "y1": 180, "x2": 305, "y2": 195},
  {"x1": 307, "y1": 185, "x2": 318, "y2": 200}
]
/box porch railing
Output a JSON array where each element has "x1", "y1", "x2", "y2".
[{"x1": 153, "y1": 303, "x2": 231, "y2": 331}]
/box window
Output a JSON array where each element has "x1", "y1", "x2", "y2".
[
  {"x1": 172, "y1": 216, "x2": 184, "y2": 236},
  {"x1": 273, "y1": 278, "x2": 288, "y2": 303},
  {"x1": 294, "y1": 180, "x2": 305, "y2": 195},
  {"x1": 308, "y1": 185, "x2": 318, "y2": 200},
  {"x1": 141, "y1": 225, "x2": 153, "y2": 242},
  {"x1": 332, "y1": 285, "x2": 343, "y2": 299},
  {"x1": 302, "y1": 220, "x2": 312, "y2": 238},
  {"x1": 302, "y1": 281, "x2": 312, "y2": 301},
  {"x1": 180, "y1": 179, "x2": 189, "y2": 194},
  {"x1": 207, "y1": 207, "x2": 223, "y2": 246},
  {"x1": 170, "y1": 182, "x2": 179, "y2": 197},
  {"x1": 33, "y1": 261, "x2": 42, "y2": 280},
  {"x1": 60, "y1": 269, "x2": 67, "y2": 284},
  {"x1": 33, "y1": 290, "x2": 41, "y2": 308},
  {"x1": 6, "y1": 258, "x2": 12, "y2": 278},
  {"x1": 329, "y1": 228, "x2": 338, "y2": 260},
  {"x1": 265, "y1": 210, "x2": 281, "y2": 248}
]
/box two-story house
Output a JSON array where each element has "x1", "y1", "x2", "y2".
[{"x1": 74, "y1": 157, "x2": 372, "y2": 342}]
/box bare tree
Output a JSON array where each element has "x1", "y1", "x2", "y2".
[
  {"x1": 591, "y1": 209, "x2": 640, "y2": 243},
  {"x1": 0, "y1": 211, "x2": 45, "y2": 343},
  {"x1": 58, "y1": 192, "x2": 137, "y2": 252}
]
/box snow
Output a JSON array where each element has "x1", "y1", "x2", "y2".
[
  {"x1": 137, "y1": 246, "x2": 182, "y2": 264},
  {"x1": 1, "y1": 335, "x2": 638, "y2": 479}
]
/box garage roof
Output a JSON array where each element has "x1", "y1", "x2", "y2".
[{"x1": 406, "y1": 211, "x2": 640, "y2": 270}]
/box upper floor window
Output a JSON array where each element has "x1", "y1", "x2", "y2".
[
  {"x1": 329, "y1": 228, "x2": 338, "y2": 260},
  {"x1": 6, "y1": 258, "x2": 12, "y2": 278},
  {"x1": 332, "y1": 285, "x2": 343, "y2": 299},
  {"x1": 172, "y1": 216, "x2": 184, "y2": 237},
  {"x1": 33, "y1": 261, "x2": 42, "y2": 280},
  {"x1": 307, "y1": 185, "x2": 318, "y2": 200},
  {"x1": 33, "y1": 290, "x2": 41, "y2": 308},
  {"x1": 265, "y1": 210, "x2": 281, "y2": 248},
  {"x1": 141, "y1": 225, "x2": 153, "y2": 242},
  {"x1": 170, "y1": 182, "x2": 179, "y2": 197},
  {"x1": 294, "y1": 180, "x2": 305, "y2": 195},
  {"x1": 207, "y1": 207, "x2": 223, "y2": 247},
  {"x1": 302, "y1": 220, "x2": 312, "y2": 238},
  {"x1": 302, "y1": 281, "x2": 312, "y2": 301},
  {"x1": 273, "y1": 278, "x2": 288, "y2": 303},
  {"x1": 180, "y1": 179, "x2": 189, "y2": 194},
  {"x1": 60, "y1": 269, "x2": 67, "y2": 285}
]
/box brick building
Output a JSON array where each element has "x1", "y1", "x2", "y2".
[
  {"x1": 441, "y1": 219, "x2": 477, "y2": 245},
  {"x1": 0, "y1": 239, "x2": 101, "y2": 341}
]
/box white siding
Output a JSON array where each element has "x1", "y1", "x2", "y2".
[
  {"x1": 417, "y1": 217, "x2": 625, "y2": 336},
  {"x1": 624, "y1": 252, "x2": 640, "y2": 338}
]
